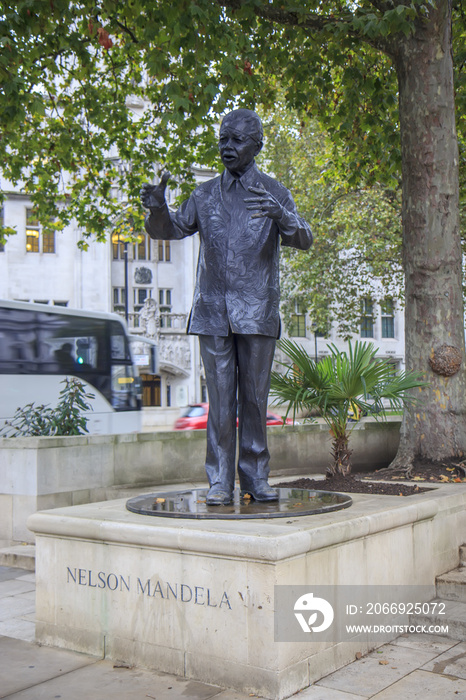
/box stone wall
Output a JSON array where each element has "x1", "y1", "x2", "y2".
[{"x1": 0, "y1": 419, "x2": 400, "y2": 545}]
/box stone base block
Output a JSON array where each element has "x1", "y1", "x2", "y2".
[
  {"x1": 28, "y1": 484, "x2": 466, "y2": 699},
  {"x1": 436, "y1": 568, "x2": 466, "y2": 602},
  {"x1": 0, "y1": 544, "x2": 35, "y2": 570}
]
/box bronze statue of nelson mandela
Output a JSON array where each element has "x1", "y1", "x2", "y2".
[{"x1": 141, "y1": 108, "x2": 312, "y2": 506}]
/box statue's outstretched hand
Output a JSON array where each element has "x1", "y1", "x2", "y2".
[
  {"x1": 140, "y1": 172, "x2": 171, "y2": 210},
  {"x1": 245, "y1": 186, "x2": 283, "y2": 220}
]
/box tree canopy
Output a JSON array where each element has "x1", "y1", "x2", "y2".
[
  {"x1": 258, "y1": 107, "x2": 403, "y2": 337},
  {"x1": 0, "y1": 1, "x2": 462, "y2": 243}
]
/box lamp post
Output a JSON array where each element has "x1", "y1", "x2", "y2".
[
  {"x1": 311, "y1": 322, "x2": 318, "y2": 363},
  {"x1": 112, "y1": 200, "x2": 134, "y2": 326},
  {"x1": 123, "y1": 240, "x2": 129, "y2": 324},
  {"x1": 113, "y1": 160, "x2": 134, "y2": 326}
]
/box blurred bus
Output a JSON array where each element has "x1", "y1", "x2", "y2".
[{"x1": 0, "y1": 300, "x2": 142, "y2": 434}]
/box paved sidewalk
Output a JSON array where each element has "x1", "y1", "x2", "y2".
[{"x1": 2, "y1": 564, "x2": 466, "y2": 699}]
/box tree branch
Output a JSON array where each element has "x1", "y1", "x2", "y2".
[
  {"x1": 367, "y1": 0, "x2": 394, "y2": 13},
  {"x1": 218, "y1": 0, "x2": 349, "y2": 32},
  {"x1": 112, "y1": 18, "x2": 139, "y2": 44},
  {"x1": 216, "y1": 0, "x2": 394, "y2": 56}
]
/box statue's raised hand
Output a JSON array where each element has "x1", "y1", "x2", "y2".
[
  {"x1": 244, "y1": 186, "x2": 283, "y2": 220},
  {"x1": 140, "y1": 172, "x2": 171, "y2": 210}
]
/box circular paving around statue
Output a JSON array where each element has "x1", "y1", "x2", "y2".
[{"x1": 126, "y1": 487, "x2": 352, "y2": 520}]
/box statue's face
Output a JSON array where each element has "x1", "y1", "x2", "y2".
[{"x1": 219, "y1": 114, "x2": 261, "y2": 176}]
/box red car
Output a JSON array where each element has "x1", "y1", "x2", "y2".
[{"x1": 174, "y1": 404, "x2": 294, "y2": 430}]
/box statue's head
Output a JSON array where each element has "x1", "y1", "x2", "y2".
[{"x1": 219, "y1": 108, "x2": 263, "y2": 176}]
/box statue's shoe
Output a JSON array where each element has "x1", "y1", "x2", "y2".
[
  {"x1": 240, "y1": 480, "x2": 279, "y2": 502},
  {"x1": 206, "y1": 484, "x2": 233, "y2": 505}
]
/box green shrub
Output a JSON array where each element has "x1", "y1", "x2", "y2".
[{"x1": 1, "y1": 377, "x2": 95, "y2": 437}]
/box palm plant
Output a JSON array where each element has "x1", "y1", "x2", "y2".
[{"x1": 270, "y1": 340, "x2": 425, "y2": 476}]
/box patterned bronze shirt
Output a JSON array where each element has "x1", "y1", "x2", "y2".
[{"x1": 145, "y1": 164, "x2": 312, "y2": 337}]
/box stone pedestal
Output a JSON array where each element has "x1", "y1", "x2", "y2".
[{"x1": 28, "y1": 484, "x2": 466, "y2": 699}]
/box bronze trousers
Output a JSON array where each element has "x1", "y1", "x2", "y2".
[{"x1": 199, "y1": 331, "x2": 276, "y2": 492}]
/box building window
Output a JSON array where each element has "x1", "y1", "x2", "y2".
[
  {"x1": 159, "y1": 288, "x2": 172, "y2": 311},
  {"x1": 289, "y1": 302, "x2": 307, "y2": 337},
  {"x1": 113, "y1": 287, "x2": 126, "y2": 312},
  {"x1": 159, "y1": 289, "x2": 172, "y2": 328},
  {"x1": 112, "y1": 233, "x2": 127, "y2": 260},
  {"x1": 136, "y1": 234, "x2": 150, "y2": 261},
  {"x1": 112, "y1": 233, "x2": 150, "y2": 261},
  {"x1": 26, "y1": 208, "x2": 40, "y2": 252},
  {"x1": 134, "y1": 287, "x2": 151, "y2": 312},
  {"x1": 201, "y1": 382, "x2": 208, "y2": 403},
  {"x1": 42, "y1": 229, "x2": 55, "y2": 254},
  {"x1": 158, "y1": 240, "x2": 171, "y2": 262},
  {"x1": 360, "y1": 297, "x2": 374, "y2": 338},
  {"x1": 381, "y1": 298, "x2": 395, "y2": 338},
  {"x1": 26, "y1": 208, "x2": 56, "y2": 253},
  {"x1": 133, "y1": 288, "x2": 152, "y2": 328}
]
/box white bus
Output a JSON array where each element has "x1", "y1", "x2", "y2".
[{"x1": 0, "y1": 300, "x2": 142, "y2": 435}]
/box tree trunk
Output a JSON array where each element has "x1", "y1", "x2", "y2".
[
  {"x1": 391, "y1": 0, "x2": 466, "y2": 468},
  {"x1": 330, "y1": 433, "x2": 352, "y2": 476}
]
